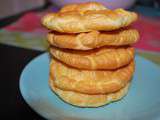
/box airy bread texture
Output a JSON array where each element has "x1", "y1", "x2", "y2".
[
  {"x1": 50, "y1": 46, "x2": 134, "y2": 70},
  {"x1": 49, "y1": 78, "x2": 130, "y2": 107},
  {"x1": 42, "y1": 2, "x2": 137, "y2": 33},
  {"x1": 50, "y1": 58, "x2": 134, "y2": 94},
  {"x1": 48, "y1": 29, "x2": 139, "y2": 50},
  {"x1": 43, "y1": 2, "x2": 138, "y2": 107}
]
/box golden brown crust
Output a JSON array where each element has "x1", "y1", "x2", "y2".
[
  {"x1": 50, "y1": 46, "x2": 134, "y2": 70},
  {"x1": 42, "y1": 2, "x2": 138, "y2": 33},
  {"x1": 49, "y1": 78, "x2": 130, "y2": 107},
  {"x1": 48, "y1": 29, "x2": 139, "y2": 50},
  {"x1": 50, "y1": 58, "x2": 134, "y2": 94}
]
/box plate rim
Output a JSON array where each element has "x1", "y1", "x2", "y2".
[{"x1": 19, "y1": 53, "x2": 160, "y2": 120}]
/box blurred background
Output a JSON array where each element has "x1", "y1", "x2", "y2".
[
  {"x1": 0, "y1": 0, "x2": 136, "y2": 20},
  {"x1": 0, "y1": 0, "x2": 160, "y2": 27},
  {"x1": 0, "y1": 0, "x2": 160, "y2": 19}
]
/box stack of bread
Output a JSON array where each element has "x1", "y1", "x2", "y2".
[{"x1": 42, "y1": 2, "x2": 139, "y2": 107}]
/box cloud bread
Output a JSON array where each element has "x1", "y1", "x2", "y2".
[
  {"x1": 49, "y1": 77, "x2": 130, "y2": 107},
  {"x1": 42, "y1": 2, "x2": 137, "y2": 33},
  {"x1": 50, "y1": 58, "x2": 134, "y2": 94},
  {"x1": 50, "y1": 46, "x2": 134, "y2": 70},
  {"x1": 48, "y1": 29, "x2": 139, "y2": 50}
]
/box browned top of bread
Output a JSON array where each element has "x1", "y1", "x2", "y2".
[
  {"x1": 48, "y1": 29, "x2": 139, "y2": 50},
  {"x1": 50, "y1": 58, "x2": 134, "y2": 94},
  {"x1": 49, "y1": 77, "x2": 130, "y2": 107},
  {"x1": 50, "y1": 46, "x2": 134, "y2": 70},
  {"x1": 42, "y1": 2, "x2": 137, "y2": 33}
]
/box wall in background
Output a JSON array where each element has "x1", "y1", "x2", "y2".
[{"x1": 0, "y1": 0, "x2": 45, "y2": 19}]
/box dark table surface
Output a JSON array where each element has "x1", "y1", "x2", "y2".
[{"x1": 0, "y1": 44, "x2": 45, "y2": 119}]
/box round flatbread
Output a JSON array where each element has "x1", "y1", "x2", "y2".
[
  {"x1": 49, "y1": 78, "x2": 130, "y2": 107},
  {"x1": 50, "y1": 46, "x2": 134, "y2": 70},
  {"x1": 50, "y1": 58, "x2": 134, "y2": 94},
  {"x1": 48, "y1": 29, "x2": 139, "y2": 50},
  {"x1": 42, "y1": 2, "x2": 137, "y2": 33}
]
